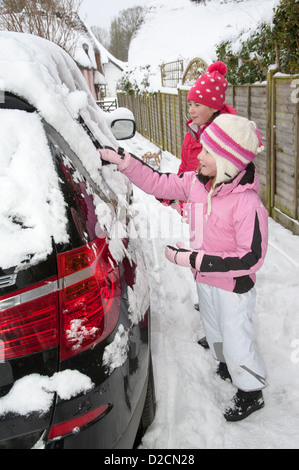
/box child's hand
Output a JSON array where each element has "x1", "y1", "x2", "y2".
[
  {"x1": 165, "y1": 243, "x2": 203, "y2": 270},
  {"x1": 165, "y1": 243, "x2": 192, "y2": 268},
  {"x1": 99, "y1": 146, "x2": 131, "y2": 170}
]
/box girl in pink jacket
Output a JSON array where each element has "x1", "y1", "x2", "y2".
[{"x1": 100, "y1": 114, "x2": 268, "y2": 422}]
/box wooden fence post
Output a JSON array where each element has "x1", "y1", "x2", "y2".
[
  {"x1": 266, "y1": 70, "x2": 275, "y2": 215},
  {"x1": 247, "y1": 86, "x2": 251, "y2": 120},
  {"x1": 177, "y1": 88, "x2": 183, "y2": 154},
  {"x1": 146, "y1": 92, "x2": 151, "y2": 142},
  {"x1": 294, "y1": 81, "x2": 299, "y2": 221},
  {"x1": 173, "y1": 94, "x2": 177, "y2": 156},
  {"x1": 158, "y1": 91, "x2": 165, "y2": 150}
]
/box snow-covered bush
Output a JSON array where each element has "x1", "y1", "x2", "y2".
[{"x1": 216, "y1": 0, "x2": 299, "y2": 85}]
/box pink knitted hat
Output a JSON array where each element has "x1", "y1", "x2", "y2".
[
  {"x1": 187, "y1": 61, "x2": 228, "y2": 110},
  {"x1": 201, "y1": 114, "x2": 264, "y2": 186},
  {"x1": 200, "y1": 114, "x2": 264, "y2": 216}
]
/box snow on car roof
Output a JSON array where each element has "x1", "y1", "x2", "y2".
[
  {"x1": 0, "y1": 32, "x2": 130, "y2": 269},
  {"x1": 0, "y1": 109, "x2": 69, "y2": 269},
  {"x1": 0, "y1": 32, "x2": 118, "y2": 169}
]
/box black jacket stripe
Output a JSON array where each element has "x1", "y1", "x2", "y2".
[{"x1": 200, "y1": 212, "x2": 262, "y2": 274}]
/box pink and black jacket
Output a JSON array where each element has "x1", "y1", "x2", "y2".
[{"x1": 121, "y1": 154, "x2": 268, "y2": 294}]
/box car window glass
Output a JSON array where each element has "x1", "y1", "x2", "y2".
[{"x1": 45, "y1": 127, "x2": 100, "y2": 243}]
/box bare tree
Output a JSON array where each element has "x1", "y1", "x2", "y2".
[
  {"x1": 91, "y1": 25, "x2": 110, "y2": 51},
  {"x1": 0, "y1": 0, "x2": 83, "y2": 56},
  {"x1": 109, "y1": 6, "x2": 145, "y2": 61}
]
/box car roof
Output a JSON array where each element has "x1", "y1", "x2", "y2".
[
  {"x1": 0, "y1": 31, "x2": 118, "y2": 179},
  {"x1": 0, "y1": 32, "x2": 129, "y2": 271}
]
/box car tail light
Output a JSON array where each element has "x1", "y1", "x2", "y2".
[
  {"x1": 0, "y1": 237, "x2": 121, "y2": 361},
  {"x1": 0, "y1": 279, "x2": 59, "y2": 360},
  {"x1": 57, "y1": 237, "x2": 121, "y2": 360},
  {"x1": 48, "y1": 403, "x2": 110, "y2": 440}
]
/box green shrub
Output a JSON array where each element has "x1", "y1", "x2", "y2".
[{"x1": 216, "y1": 0, "x2": 299, "y2": 85}]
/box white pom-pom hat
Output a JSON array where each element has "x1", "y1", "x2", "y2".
[
  {"x1": 200, "y1": 114, "x2": 264, "y2": 217},
  {"x1": 201, "y1": 114, "x2": 264, "y2": 187}
]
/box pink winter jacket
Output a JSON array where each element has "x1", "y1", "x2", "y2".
[{"x1": 122, "y1": 155, "x2": 269, "y2": 293}]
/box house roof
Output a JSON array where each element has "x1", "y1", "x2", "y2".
[{"x1": 73, "y1": 19, "x2": 126, "y2": 73}]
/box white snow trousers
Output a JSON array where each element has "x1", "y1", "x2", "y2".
[{"x1": 196, "y1": 282, "x2": 266, "y2": 391}]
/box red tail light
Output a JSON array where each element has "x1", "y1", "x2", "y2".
[
  {"x1": 57, "y1": 237, "x2": 121, "y2": 360},
  {"x1": 48, "y1": 403, "x2": 110, "y2": 440},
  {"x1": 0, "y1": 237, "x2": 121, "y2": 361},
  {"x1": 0, "y1": 279, "x2": 59, "y2": 360}
]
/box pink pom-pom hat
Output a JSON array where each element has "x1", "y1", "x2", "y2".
[{"x1": 187, "y1": 61, "x2": 229, "y2": 111}]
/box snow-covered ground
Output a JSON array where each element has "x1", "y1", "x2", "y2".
[{"x1": 121, "y1": 131, "x2": 299, "y2": 449}]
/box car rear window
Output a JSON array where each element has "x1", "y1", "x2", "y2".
[{"x1": 0, "y1": 109, "x2": 68, "y2": 271}]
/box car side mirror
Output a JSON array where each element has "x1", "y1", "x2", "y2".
[{"x1": 111, "y1": 119, "x2": 136, "y2": 140}]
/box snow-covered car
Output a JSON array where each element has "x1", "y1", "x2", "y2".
[{"x1": 0, "y1": 32, "x2": 155, "y2": 449}]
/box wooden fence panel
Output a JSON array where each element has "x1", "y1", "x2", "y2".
[
  {"x1": 272, "y1": 76, "x2": 299, "y2": 230},
  {"x1": 234, "y1": 86, "x2": 249, "y2": 118},
  {"x1": 249, "y1": 86, "x2": 268, "y2": 205}
]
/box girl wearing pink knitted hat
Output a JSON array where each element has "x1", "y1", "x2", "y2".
[
  {"x1": 100, "y1": 113, "x2": 268, "y2": 422},
  {"x1": 179, "y1": 61, "x2": 236, "y2": 175}
]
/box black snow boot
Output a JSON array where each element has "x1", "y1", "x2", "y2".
[
  {"x1": 216, "y1": 362, "x2": 232, "y2": 382},
  {"x1": 197, "y1": 336, "x2": 209, "y2": 349},
  {"x1": 224, "y1": 388, "x2": 264, "y2": 422}
]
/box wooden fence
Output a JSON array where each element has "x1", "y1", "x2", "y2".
[{"x1": 118, "y1": 73, "x2": 299, "y2": 235}]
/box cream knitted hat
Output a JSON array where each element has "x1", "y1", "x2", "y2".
[
  {"x1": 201, "y1": 114, "x2": 264, "y2": 187},
  {"x1": 200, "y1": 114, "x2": 264, "y2": 217}
]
